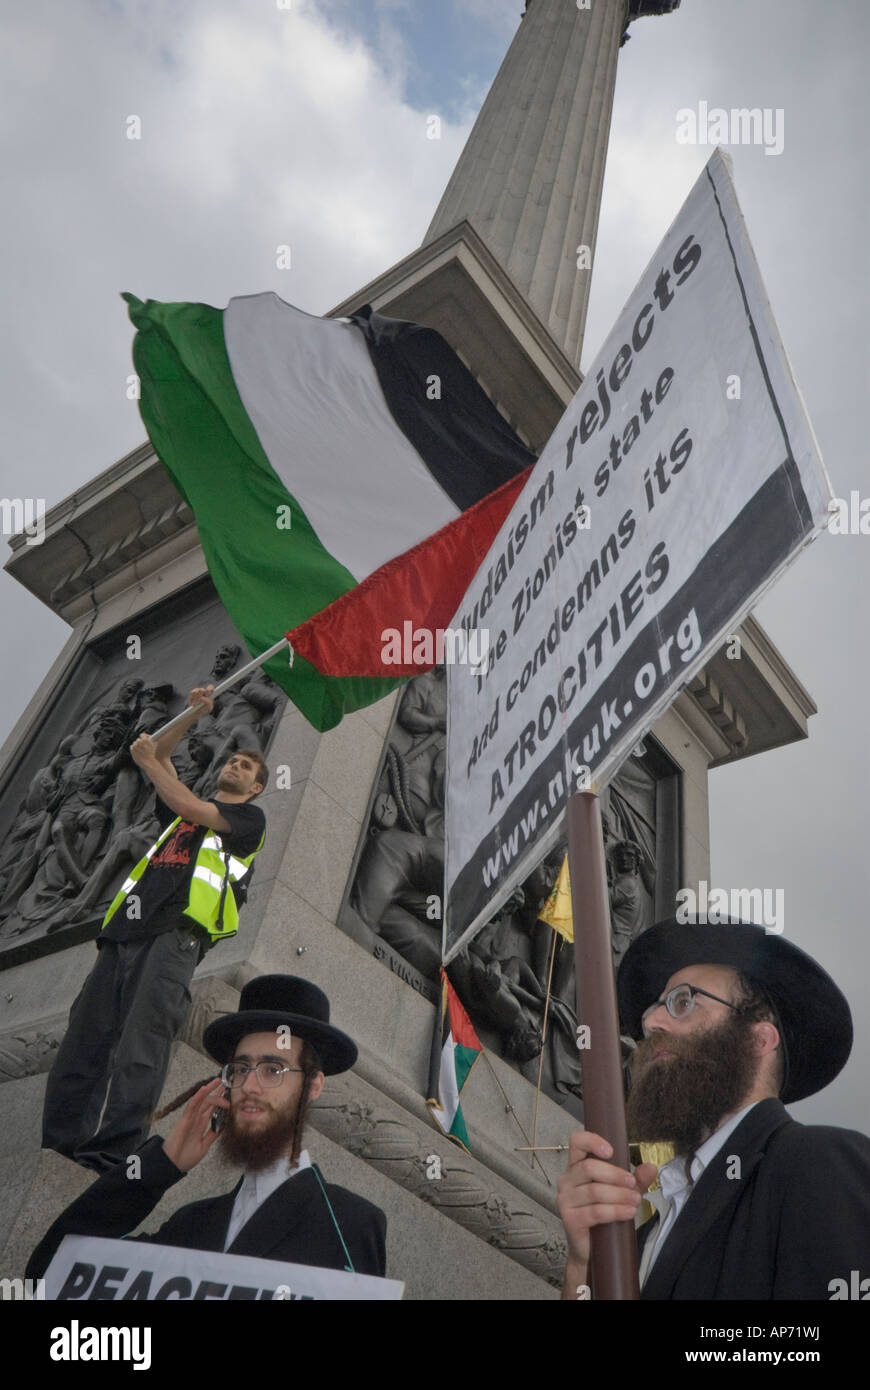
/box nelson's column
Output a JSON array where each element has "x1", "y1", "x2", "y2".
[{"x1": 0, "y1": 0, "x2": 816, "y2": 1299}]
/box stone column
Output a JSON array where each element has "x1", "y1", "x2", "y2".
[{"x1": 424, "y1": 0, "x2": 629, "y2": 369}]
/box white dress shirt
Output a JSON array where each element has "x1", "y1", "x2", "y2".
[
  {"x1": 223, "y1": 1149, "x2": 311, "y2": 1251},
  {"x1": 638, "y1": 1103, "x2": 759, "y2": 1286}
]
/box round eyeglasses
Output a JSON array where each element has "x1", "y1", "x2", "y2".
[
  {"x1": 220, "y1": 1061, "x2": 305, "y2": 1089},
  {"x1": 641, "y1": 983, "x2": 742, "y2": 1036}
]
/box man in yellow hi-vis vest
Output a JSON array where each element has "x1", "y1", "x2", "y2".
[{"x1": 42, "y1": 684, "x2": 267, "y2": 1174}]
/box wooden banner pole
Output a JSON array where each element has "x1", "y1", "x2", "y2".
[{"x1": 567, "y1": 788, "x2": 640, "y2": 1301}]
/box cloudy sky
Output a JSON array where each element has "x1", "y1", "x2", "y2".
[{"x1": 2, "y1": 0, "x2": 868, "y2": 1129}]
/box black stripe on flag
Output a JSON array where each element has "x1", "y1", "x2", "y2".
[{"x1": 350, "y1": 305, "x2": 537, "y2": 511}]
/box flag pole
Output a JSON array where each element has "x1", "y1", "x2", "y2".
[
  {"x1": 567, "y1": 788, "x2": 639, "y2": 1301},
  {"x1": 478, "y1": 1051, "x2": 551, "y2": 1186},
  {"x1": 149, "y1": 637, "x2": 292, "y2": 741},
  {"x1": 529, "y1": 925, "x2": 558, "y2": 1167}
]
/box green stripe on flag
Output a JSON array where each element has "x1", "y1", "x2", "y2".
[
  {"x1": 452, "y1": 1041, "x2": 479, "y2": 1095},
  {"x1": 449, "y1": 1108, "x2": 471, "y2": 1150},
  {"x1": 124, "y1": 293, "x2": 404, "y2": 731}
]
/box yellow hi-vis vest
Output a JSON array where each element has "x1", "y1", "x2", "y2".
[{"x1": 101, "y1": 815, "x2": 264, "y2": 943}]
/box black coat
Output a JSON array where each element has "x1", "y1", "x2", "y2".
[
  {"x1": 27, "y1": 1137, "x2": 387, "y2": 1284},
  {"x1": 638, "y1": 1098, "x2": 870, "y2": 1300}
]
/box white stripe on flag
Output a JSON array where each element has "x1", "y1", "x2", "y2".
[
  {"x1": 224, "y1": 293, "x2": 459, "y2": 581},
  {"x1": 434, "y1": 1034, "x2": 460, "y2": 1136}
]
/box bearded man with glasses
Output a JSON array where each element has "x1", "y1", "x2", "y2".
[
  {"x1": 27, "y1": 976, "x2": 387, "y2": 1282},
  {"x1": 557, "y1": 917, "x2": 870, "y2": 1300}
]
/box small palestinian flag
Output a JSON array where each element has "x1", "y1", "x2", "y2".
[{"x1": 427, "y1": 969, "x2": 483, "y2": 1152}]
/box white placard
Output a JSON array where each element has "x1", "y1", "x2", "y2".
[
  {"x1": 444, "y1": 150, "x2": 830, "y2": 960},
  {"x1": 44, "y1": 1235, "x2": 404, "y2": 1300}
]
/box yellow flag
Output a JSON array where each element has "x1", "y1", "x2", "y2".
[{"x1": 537, "y1": 855, "x2": 573, "y2": 941}]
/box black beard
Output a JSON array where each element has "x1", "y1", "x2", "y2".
[
  {"x1": 217, "y1": 1097, "x2": 302, "y2": 1174},
  {"x1": 625, "y1": 1013, "x2": 758, "y2": 1159}
]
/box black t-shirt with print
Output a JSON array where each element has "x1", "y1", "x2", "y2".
[{"x1": 101, "y1": 794, "x2": 265, "y2": 946}]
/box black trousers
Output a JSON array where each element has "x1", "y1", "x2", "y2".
[{"x1": 42, "y1": 928, "x2": 203, "y2": 1166}]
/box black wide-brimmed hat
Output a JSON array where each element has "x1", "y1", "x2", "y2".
[
  {"x1": 617, "y1": 917, "x2": 852, "y2": 1103},
  {"x1": 203, "y1": 975, "x2": 358, "y2": 1075}
]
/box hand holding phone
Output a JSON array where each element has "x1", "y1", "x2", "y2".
[
  {"x1": 210, "y1": 1086, "x2": 230, "y2": 1133},
  {"x1": 163, "y1": 1079, "x2": 229, "y2": 1172}
]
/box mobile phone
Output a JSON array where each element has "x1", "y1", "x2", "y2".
[{"x1": 210, "y1": 1086, "x2": 230, "y2": 1133}]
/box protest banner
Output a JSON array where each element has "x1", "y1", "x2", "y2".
[
  {"x1": 44, "y1": 1235, "x2": 404, "y2": 1301},
  {"x1": 444, "y1": 150, "x2": 831, "y2": 960}
]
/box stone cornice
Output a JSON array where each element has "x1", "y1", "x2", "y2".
[
  {"x1": 683, "y1": 617, "x2": 817, "y2": 768},
  {"x1": 329, "y1": 220, "x2": 581, "y2": 452},
  {"x1": 4, "y1": 444, "x2": 196, "y2": 623},
  {"x1": 330, "y1": 220, "x2": 581, "y2": 395}
]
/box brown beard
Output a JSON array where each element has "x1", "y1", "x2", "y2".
[
  {"x1": 217, "y1": 1092, "x2": 306, "y2": 1174},
  {"x1": 625, "y1": 1013, "x2": 758, "y2": 1159}
]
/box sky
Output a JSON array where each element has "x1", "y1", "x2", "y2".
[{"x1": 1, "y1": 0, "x2": 868, "y2": 1130}]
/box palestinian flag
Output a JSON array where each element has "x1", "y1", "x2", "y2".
[
  {"x1": 427, "y1": 969, "x2": 483, "y2": 1151},
  {"x1": 125, "y1": 293, "x2": 535, "y2": 731}
]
